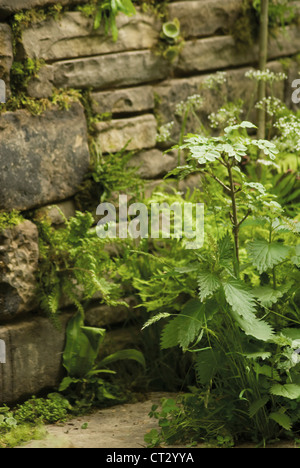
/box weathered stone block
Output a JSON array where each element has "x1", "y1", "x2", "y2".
[
  {"x1": 85, "y1": 297, "x2": 138, "y2": 328},
  {"x1": 94, "y1": 114, "x2": 157, "y2": 154},
  {"x1": 0, "y1": 221, "x2": 39, "y2": 321},
  {"x1": 0, "y1": 23, "x2": 13, "y2": 94},
  {"x1": 20, "y1": 10, "x2": 161, "y2": 61},
  {"x1": 0, "y1": 313, "x2": 71, "y2": 404},
  {"x1": 167, "y1": 0, "x2": 242, "y2": 39},
  {"x1": 128, "y1": 149, "x2": 177, "y2": 179},
  {"x1": 176, "y1": 26, "x2": 300, "y2": 75},
  {"x1": 91, "y1": 85, "x2": 155, "y2": 116},
  {"x1": 0, "y1": 103, "x2": 90, "y2": 211},
  {"x1": 0, "y1": 0, "x2": 88, "y2": 18},
  {"x1": 52, "y1": 50, "x2": 170, "y2": 90}
]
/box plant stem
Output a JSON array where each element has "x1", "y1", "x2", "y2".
[
  {"x1": 227, "y1": 162, "x2": 240, "y2": 278},
  {"x1": 257, "y1": 0, "x2": 269, "y2": 141}
]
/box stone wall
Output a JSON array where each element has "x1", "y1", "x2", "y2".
[{"x1": 0, "y1": 0, "x2": 299, "y2": 404}]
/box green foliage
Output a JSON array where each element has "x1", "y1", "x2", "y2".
[
  {"x1": 0, "y1": 210, "x2": 24, "y2": 232},
  {"x1": 35, "y1": 210, "x2": 125, "y2": 322},
  {"x1": 58, "y1": 309, "x2": 145, "y2": 408},
  {"x1": 155, "y1": 17, "x2": 184, "y2": 63},
  {"x1": 134, "y1": 116, "x2": 300, "y2": 445},
  {"x1": 78, "y1": 0, "x2": 136, "y2": 41}
]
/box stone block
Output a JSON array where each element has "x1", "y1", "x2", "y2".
[
  {"x1": 0, "y1": 0, "x2": 88, "y2": 18},
  {"x1": 167, "y1": 0, "x2": 242, "y2": 39},
  {"x1": 0, "y1": 23, "x2": 13, "y2": 95},
  {"x1": 176, "y1": 26, "x2": 300, "y2": 75},
  {"x1": 52, "y1": 50, "x2": 170, "y2": 90},
  {"x1": 0, "y1": 313, "x2": 71, "y2": 404},
  {"x1": 20, "y1": 10, "x2": 161, "y2": 61},
  {"x1": 0, "y1": 221, "x2": 39, "y2": 321},
  {"x1": 91, "y1": 85, "x2": 155, "y2": 116},
  {"x1": 128, "y1": 149, "x2": 177, "y2": 179},
  {"x1": 0, "y1": 103, "x2": 90, "y2": 211},
  {"x1": 94, "y1": 114, "x2": 157, "y2": 154}
]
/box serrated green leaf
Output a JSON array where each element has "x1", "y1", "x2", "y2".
[
  {"x1": 249, "y1": 396, "x2": 269, "y2": 418},
  {"x1": 269, "y1": 412, "x2": 292, "y2": 431},
  {"x1": 253, "y1": 285, "x2": 284, "y2": 308},
  {"x1": 160, "y1": 299, "x2": 207, "y2": 350},
  {"x1": 197, "y1": 271, "x2": 221, "y2": 301},
  {"x1": 247, "y1": 240, "x2": 291, "y2": 273},
  {"x1": 194, "y1": 349, "x2": 223, "y2": 385},
  {"x1": 270, "y1": 384, "x2": 300, "y2": 400},
  {"x1": 223, "y1": 279, "x2": 274, "y2": 341}
]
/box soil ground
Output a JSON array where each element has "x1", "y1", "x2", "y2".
[{"x1": 18, "y1": 392, "x2": 297, "y2": 449}]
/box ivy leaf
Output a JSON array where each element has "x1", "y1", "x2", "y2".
[
  {"x1": 269, "y1": 412, "x2": 292, "y2": 431},
  {"x1": 247, "y1": 239, "x2": 291, "y2": 273},
  {"x1": 197, "y1": 271, "x2": 221, "y2": 301}
]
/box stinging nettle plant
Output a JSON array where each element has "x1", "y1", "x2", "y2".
[{"x1": 141, "y1": 120, "x2": 300, "y2": 443}]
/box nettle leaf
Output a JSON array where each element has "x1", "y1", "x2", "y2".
[
  {"x1": 270, "y1": 384, "x2": 300, "y2": 400},
  {"x1": 197, "y1": 271, "x2": 221, "y2": 301},
  {"x1": 247, "y1": 239, "x2": 291, "y2": 273},
  {"x1": 291, "y1": 244, "x2": 300, "y2": 267},
  {"x1": 195, "y1": 348, "x2": 223, "y2": 385},
  {"x1": 269, "y1": 412, "x2": 292, "y2": 431},
  {"x1": 223, "y1": 279, "x2": 274, "y2": 341},
  {"x1": 160, "y1": 299, "x2": 208, "y2": 350},
  {"x1": 249, "y1": 396, "x2": 269, "y2": 418},
  {"x1": 253, "y1": 285, "x2": 285, "y2": 308}
]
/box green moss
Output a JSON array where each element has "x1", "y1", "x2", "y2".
[{"x1": 0, "y1": 210, "x2": 24, "y2": 232}]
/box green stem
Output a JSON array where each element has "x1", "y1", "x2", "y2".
[{"x1": 227, "y1": 162, "x2": 240, "y2": 278}]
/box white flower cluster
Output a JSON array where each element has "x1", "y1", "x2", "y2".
[
  {"x1": 203, "y1": 71, "x2": 227, "y2": 90},
  {"x1": 274, "y1": 114, "x2": 300, "y2": 152},
  {"x1": 245, "y1": 69, "x2": 287, "y2": 83},
  {"x1": 255, "y1": 96, "x2": 286, "y2": 117},
  {"x1": 175, "y1": 94, "x2": 204, "y2": 116},
  {"x1": 156, "y1": 121, "x2": 174, "y2": 142},
  {"x1": 208, "y1": 102, "x2": 243, "y2": 129}
]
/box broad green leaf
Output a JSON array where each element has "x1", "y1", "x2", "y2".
[
  {"x1": 291, "y1": 244, "x2": 300, "y2": 267},
  {"x1": 223, "y1": 279, "x2": 257, "y2": 317},
  {"x1": 197, "y1": 271, "x2": 221, "y2": 301},
  {"x1": 62, "y1": 312, "x2": 106, "y2": 378},
  {"x1": 195, "y1": 349, "x2": 223, "y2": 385},
  {"x1": 223, "y1": 279, "x2": 274, "y2": 341},
  {"x1": 160, "y1": 299, "x2": 208, "y2": 350},
  {"x1": 98, "y1": 349, "x2": 146, "y2": 369},
  {"x1": 249, "y1": 396, "x2": 269, "y2": 418},
  {"x1": 270, "y1": 383, "x2": 300, "y2": 400},
  {"x1": 247, "y1": 239, "x2": 291, "y2": 273},
  {"x1": 253, "y1": 285, "x2": 284, "y2": 308},
  {"x1": 269, "y1": 412, "x2": 292, "y2": 431}
]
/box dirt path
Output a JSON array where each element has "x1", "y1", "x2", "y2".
[
  {"x1": 19, "y1": 392, "x2": 297, "y2": 449},
  {"x1": 20, "y1": 393, "x2": 175, "y2": 449}
]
